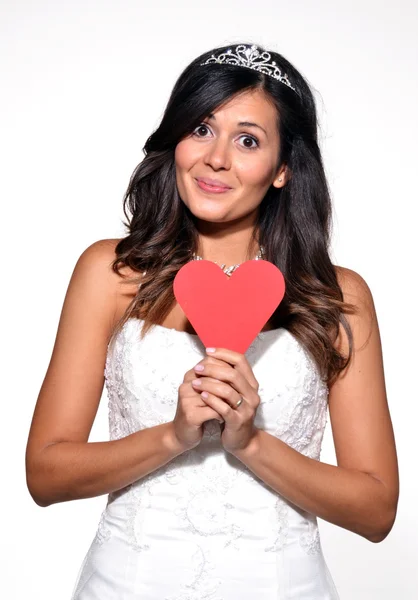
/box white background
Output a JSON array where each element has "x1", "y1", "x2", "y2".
[{"x1": 1, "y1": 1, "x2": 417, "y2": 598}]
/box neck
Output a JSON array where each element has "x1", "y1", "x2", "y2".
[{"x1": 195, "y1": 225, "x2": 261, "y2": 266}]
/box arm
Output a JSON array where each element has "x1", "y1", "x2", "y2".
[
  {"x1": 231, "y1": 267, "x2": 399, "y2": 543},
  {"x1": 30, "y1": 425, "x2": 185, "y2": 507},
  {"x1": 25, "y1": 240, "x2": 185, "y2": 507}
]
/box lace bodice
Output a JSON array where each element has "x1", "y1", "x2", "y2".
[
  {"x1": 71, "y1": 318, "x2": 339, "y2": 599},
  {"x1": 106, "y1": 319, "x2": 328, "y2": 452}
]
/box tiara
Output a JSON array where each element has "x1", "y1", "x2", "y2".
[{"x1": 200, "y1": 44, "x2": 298, "y2": 95}]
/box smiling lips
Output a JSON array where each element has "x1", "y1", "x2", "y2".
[{"x1": 195, "y1": 177, "x2": 232, "y2": 193}]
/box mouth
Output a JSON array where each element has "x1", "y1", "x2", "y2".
[{"x1": 195, "y1": 177, "x2": 232, "y2": 194}]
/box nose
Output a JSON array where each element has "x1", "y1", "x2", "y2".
[{"x1": 203, "y1": 135, "x2": 231, "y2": 171}]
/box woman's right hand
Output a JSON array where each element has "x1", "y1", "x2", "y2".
[{"x1": 172, "y1": 364, "x2": 224, "y2": 451}]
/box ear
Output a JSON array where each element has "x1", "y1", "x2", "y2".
[{"x1": 272, "y1": 165, "x2": 289, "y2": 189}]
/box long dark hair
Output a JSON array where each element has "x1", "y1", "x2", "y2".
[{"x1": 110, "y1": 42, "x2": 355, "y2": 384}]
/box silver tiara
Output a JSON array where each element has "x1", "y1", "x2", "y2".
[{"x1": 200, "y1": 44, "x2": 298, "y2": 95}]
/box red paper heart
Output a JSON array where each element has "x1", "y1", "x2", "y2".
[{"x1": 173, "y1": 260, "x2": 285, "y2": 353}]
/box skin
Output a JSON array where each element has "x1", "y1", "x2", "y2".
[
  {"x1": 26, "y1": 89, "x2": 398, "y2": 545},
  {"x1": 174, "y1": 88, "x2": 288, "y2": 264}
]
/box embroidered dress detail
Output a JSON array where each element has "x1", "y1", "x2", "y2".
[{"x1": 70, "y1": 318, "x2": 340, "y2": 599}]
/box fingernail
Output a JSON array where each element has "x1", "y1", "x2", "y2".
[
  {"x1": 194, "y1": 364, "x2": 204, "y2": 371},
  {"x1": 206, "y1": 348, "x2": 216, "y2": 353},
  {"x1": 192, "y1": 379, "x2": 202, "y2": 386}
]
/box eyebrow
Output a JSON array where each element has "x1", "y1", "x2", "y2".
[{"x1": 207, "y1": 113, "x2": 267, "y2": 136}]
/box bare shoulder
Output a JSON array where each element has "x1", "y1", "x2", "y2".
[
  {"x1": 74, "y1": 238, "x2": 140, "y2": 322},
  {"x1": 334, "y1": 265, "x2": 374, "y2": 310},
  {"x1": 75, "y1": 238, "x2": 120, "y2": 278},
  {"x1": 73, "y1": 238, "x2": 118, "y2": 278},
  {"x1": 333, "y1": 265, "x2": 377, "y2": 351}
]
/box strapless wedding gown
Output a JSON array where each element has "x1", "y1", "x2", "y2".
[{"x1": 71, "y1": 318, "x2": 340, "y2": 599}]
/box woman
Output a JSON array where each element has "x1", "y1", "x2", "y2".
[{"x1": 26, "y1": 43, "x2": 399, "y2": 599}]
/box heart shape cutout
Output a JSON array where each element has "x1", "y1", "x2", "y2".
[{"x1": 173, "y1": 260, "x2": 285, "y2": 353}]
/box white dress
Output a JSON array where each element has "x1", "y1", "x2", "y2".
[{"x1": 71, "y1": 318, "x2": 340, "y2": 599}]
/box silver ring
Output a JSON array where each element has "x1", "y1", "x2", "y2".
[{"x1": 235, "y1": 397, "x2": 244, "y2": 409}]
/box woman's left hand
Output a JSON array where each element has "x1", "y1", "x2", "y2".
[{"x1": 191, "y1": 348, "x2": 260, "y2": 454}]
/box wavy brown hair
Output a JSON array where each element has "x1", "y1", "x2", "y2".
[{"x1": 109, "y1": 42, "x2": 355, "y2": 384}]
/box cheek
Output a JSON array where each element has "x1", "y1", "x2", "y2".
[
  {"x1": 174, "y1": 143, "x2": 185, "y2": 173},
  {"x1": 175, "y1": 139, "x2": 199, "y2": 171},
  {"x1": 237, "y1": 157, "x2": 276, "y2": 188},
  {"x1": 175, "y1": 141, "x2": 199, "y2": 201}
]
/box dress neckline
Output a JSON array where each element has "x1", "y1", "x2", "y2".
[
  {"x1": 113, "y1": 318, "x2": 326, "y2": 385},
  {"x1": 128, "y1": 317, "x2": 284, "y2": 341}
]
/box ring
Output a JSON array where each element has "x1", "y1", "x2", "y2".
[{"x1": 235, "y1": 397, "x2": 244, "y2": 409}]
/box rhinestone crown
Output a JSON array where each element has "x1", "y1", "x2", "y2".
[{"x1": 200, "y1": 44, "x2": 298, "y2": 95}]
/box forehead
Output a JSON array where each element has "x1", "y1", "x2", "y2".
[{"x1": 210, "y1": 89, "x2": 277, "y2": 123}]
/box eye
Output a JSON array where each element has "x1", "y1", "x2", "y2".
[
  {"x1": 192, "y1": 123, "x2": 211, "y2": 138},
  {"x1": 192, "y1": 123, "x2": 260, "y2": 151},
  {"x1": 238, "y1": 135, "x2": 259, "y2": 150}
]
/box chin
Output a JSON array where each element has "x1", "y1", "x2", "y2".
[
  {"x1": 191, "y1": 209, "x2": 230, "y2": 223},
  {"x1": 182, "y1": 197, "x2": 229, "y2": 221}
]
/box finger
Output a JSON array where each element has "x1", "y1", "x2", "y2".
[
  {"x1": 199, "y1": 356, "x2": 232, "y2": 367},
  {"x1": 178, "y1": 381, "x2": 211, "y2": 406},
  {"x1": 192, "y1": 376, "x2": 243, "y2": 409},
  {"x1": 199, "y1": 391, "x2": 237, "y2": 421},
  {"x1": 193, "y1": 363, "x2": 255, "y2": 406},
  {"x1": 182, "y1": 382, "x2": 217, "y2": 407},
  {"x1": 204, "y1": 348, "x2": 259, "y2": 391},
  {"x1": 201, "y1": 406, "x2": 225, "y2": 424},
  {"x1": 183, "y1": 356, "x2": 230, "y2": 383},
  {"x1": 183, "y1": 368, "x2": 199, "y2": 383}
]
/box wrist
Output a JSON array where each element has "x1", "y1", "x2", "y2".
[
  {"x1": 163, "y1": 421, "x2": 195, "y2": 456},
  {"x1": 229, "y1": 428, "x2": 261, "y2": 462},
  {"x1": 162, "y1": 422, "x2": 188, "y2": 456}
]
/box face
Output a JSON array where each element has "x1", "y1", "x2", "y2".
[{"x1": 174, "y1": 88, "x2": 287, "y2": 227}]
